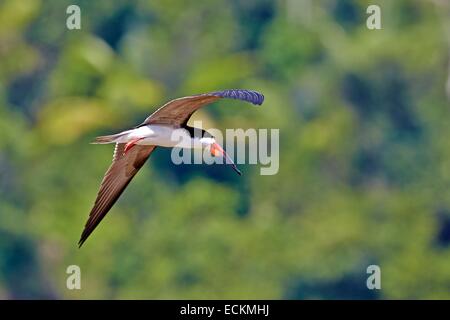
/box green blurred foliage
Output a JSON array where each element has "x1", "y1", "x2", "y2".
[{"x1": 0, "y1": 0, "x2": 450, "y2": 299}]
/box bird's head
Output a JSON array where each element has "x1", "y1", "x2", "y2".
[{"x1": 188, "y1": 127, "x2": 241, "y2": 176}]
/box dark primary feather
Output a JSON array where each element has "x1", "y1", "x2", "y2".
[{"x1": 78, "y1": 144, "x2": 156, "y2": 247}]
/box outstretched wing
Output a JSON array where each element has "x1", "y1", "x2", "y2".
[
  {"x1": 139, "y1": 89, "x2": 264, "y2": 127},
  {"x1": 79, "y1": 144, "x2": 157, "y2": 247}
]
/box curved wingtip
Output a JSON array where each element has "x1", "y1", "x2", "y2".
[
  {"x1": 78, "y1": 233, "x2": 88, "y2": 248},
  {"x1": 209, "y1": 89, "x2": 264, "y2": 106}
]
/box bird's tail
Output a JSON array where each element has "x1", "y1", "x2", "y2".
[{"x1": 91, "y1": 132, "x2": 128, "y2": 144}]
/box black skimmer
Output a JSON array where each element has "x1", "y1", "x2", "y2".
[{"x1": 79, "y1": 89, "x2": 264, "y2": 247}]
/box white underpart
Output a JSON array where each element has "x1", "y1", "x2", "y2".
[{"x1": 114, "y1": 125, "x2": 214, "y2": 149}]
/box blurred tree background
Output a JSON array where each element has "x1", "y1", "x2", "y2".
[{"x1": 0, "y1": 0, "x2": 450, "y2": 299}]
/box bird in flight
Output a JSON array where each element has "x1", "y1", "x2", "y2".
[{"x1": 79, "y1": 89, "x2": 264, "y2": 247}]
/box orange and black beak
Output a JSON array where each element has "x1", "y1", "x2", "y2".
[{"x1": 210, "y1": 143, "x2": 241, "y2": 176}]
